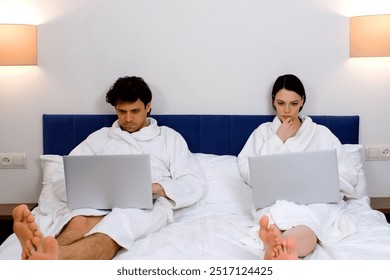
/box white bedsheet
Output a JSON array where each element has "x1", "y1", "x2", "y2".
[{"x1": 1, "y1": 151, "x2": 390, "y2": 260}]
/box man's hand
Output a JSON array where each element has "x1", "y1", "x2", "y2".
[{"x1": 152, "y1": 183, "x2": 167, "y2": 198}]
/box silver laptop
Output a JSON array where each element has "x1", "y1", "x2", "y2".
[
  {"x1": 248, "y1": 149, "x2": 341, "y2": 209},
  {"x1": 63, "y1": 154, "x2": 153, "y2": 210}
]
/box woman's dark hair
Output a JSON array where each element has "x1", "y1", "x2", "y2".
[
  {"x1": 271, "y1": 74, "x2": 306, "y2": 111},
  {"x1": 106, "y1": 76, "x2": 152, "y2": 108}
]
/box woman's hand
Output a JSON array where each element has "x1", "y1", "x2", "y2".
[{"x1": 276, "y1": 117, "x2": 301, "y2": 142}]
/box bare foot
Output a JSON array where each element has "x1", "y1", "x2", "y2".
[
  {"x1": 272, "y1": 237, "x2": 298, "y2": 260},
  {"x1": 28, "y1": 236, "x2": 60, "y2": 260},
  {"x1": 13, "y1": 204, "x2": 39, "y2": 260},
  {"x1": 13, "y1": 204, "x2": 60, "y2": 260},
  {"x1": 258, "y1": 215, "x2": 282, "y2": 260}
]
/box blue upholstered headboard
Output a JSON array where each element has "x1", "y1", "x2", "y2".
[{"x1": 43, "y1": 114, "x2": 359, "y2": 156}]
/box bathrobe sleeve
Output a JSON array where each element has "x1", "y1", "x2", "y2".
[{"x1": 152, "y1": 128, "x2": 206, "y2": 209}]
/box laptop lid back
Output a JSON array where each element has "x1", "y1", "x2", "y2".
[
  {"x1": 248, "y1": 149, "x2": 341, "y2": 209},
  {"x1": 63, "y1": 154, "x2": 153, "y2": 210}
]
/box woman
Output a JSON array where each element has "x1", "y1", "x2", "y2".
[{"x1": 237, "y1": 74, "x2": 359, "y2": 260}]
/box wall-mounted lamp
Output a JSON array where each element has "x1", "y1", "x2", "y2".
[
  {"x1": 350, "y1": 14, "x2": 390, "y2": 57},
  {"x1": 0, "y1": 24, "x2": 37, "y2": 66}
]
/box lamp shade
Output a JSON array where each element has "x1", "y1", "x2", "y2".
[
  {"x1": 0, "y1": 24, "x2": 37, "y2": 65},
  {"x1": 350, "y1": 14, "x2": 390, "y2": 57}
]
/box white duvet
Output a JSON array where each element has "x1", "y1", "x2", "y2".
[{"x1": 1, "y1": 147, "x2": 390, "y2": 260}]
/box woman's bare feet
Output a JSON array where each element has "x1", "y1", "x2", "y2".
[
  {"x1": 258, "y1": 215, "x2": 298, "y2": 260},
  {"x1": 273, "y1": 237, "x2": 298, "y2": 260},
  {"x1": 258, "y1": 215, "x2": 282, "y2": 259}
]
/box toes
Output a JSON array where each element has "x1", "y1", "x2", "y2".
[
  {"x1": 259, "y1": 215, "x2": 269, "y2": 228},
  {"x1": 31, "y1": 236, "x2": 42, "y2": 252},
  {"x1": 26, "y1": 213, "x2": 35, "y2": 223},
  {"x1": 21, "y1": 251, "x2": 28, "y2": 260},
  {"x1": 44, "y1": 236, "x2": 58, "y2": 255},
  {"x1": 12, "y1": 204, "x2": 28, "y2": 221}
]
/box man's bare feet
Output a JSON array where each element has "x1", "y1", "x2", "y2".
[
  {"x1": 13, "y1": 204, "x2": 59, "y2": 260},
  {"x1": 27, "y1": 236, "x2": 60, "y2": 260},
  {"x1": 258, "y1": 215, "x2": 282, "y2": 260},
  {"x1": 13, "y1": 204, "x2": 39, "y2": 259}
]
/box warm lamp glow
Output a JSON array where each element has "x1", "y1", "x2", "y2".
[
  {"x1": 0, "y1": 24, "x2": 37, "y2": 65},
  {"x1": 350, "y1": 14, "x2": 390, "y2": 57}
]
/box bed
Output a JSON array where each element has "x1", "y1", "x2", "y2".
[{"x1": 1, "y1": 114, "x2": 390, "y2": 260}]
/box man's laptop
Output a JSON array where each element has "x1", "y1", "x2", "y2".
[
  {"x1": 248, "y1": 149, "x2": 341, "y2": 209},
  {"x1": 63, "y1": 154, "x2": 153, "y2": 210}
]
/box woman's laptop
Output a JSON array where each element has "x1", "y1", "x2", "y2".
[
  {"x1": 63, "y1": 154, "x2": 153, "y2": 210},
  {"x1": 248, "y1": 149, "x2": 341, "y2": 209}
]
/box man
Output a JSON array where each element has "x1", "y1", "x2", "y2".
[{"x1": 13, "y1": 76, "x2": 206, "y2": 259}]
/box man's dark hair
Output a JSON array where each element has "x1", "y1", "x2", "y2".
[{"x1": 106, "y1": 76, "x2": 152, "y2": 108}]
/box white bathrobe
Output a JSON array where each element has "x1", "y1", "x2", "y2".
[
  {"x1": 37, "y1": 117, "x2": 206, "y2": 250},
  {"x1": 237, "y1": 115, "x2": 359, "y2": 246}
]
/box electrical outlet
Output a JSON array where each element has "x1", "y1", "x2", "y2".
[
  {"x1": 365, "y1": 145, "x2": 390, "y2": 161},
  {"x1": 0, "y1": 153, "x2": 27, "y2": 169}
]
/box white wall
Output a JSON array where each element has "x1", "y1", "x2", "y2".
[{"x1": 1, "y1": 0, "x2": 390, "y2": 203}]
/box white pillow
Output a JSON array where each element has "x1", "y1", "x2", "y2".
[
  {"x1": 343, "y1": 144, "x2": 368, "y2": 198},
  {"x1": 39, "y1": 154, "x2": 67, "y2": 203},
  {"x1": 194, "y1": 153, "x2": 252, "y2": 204}
]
